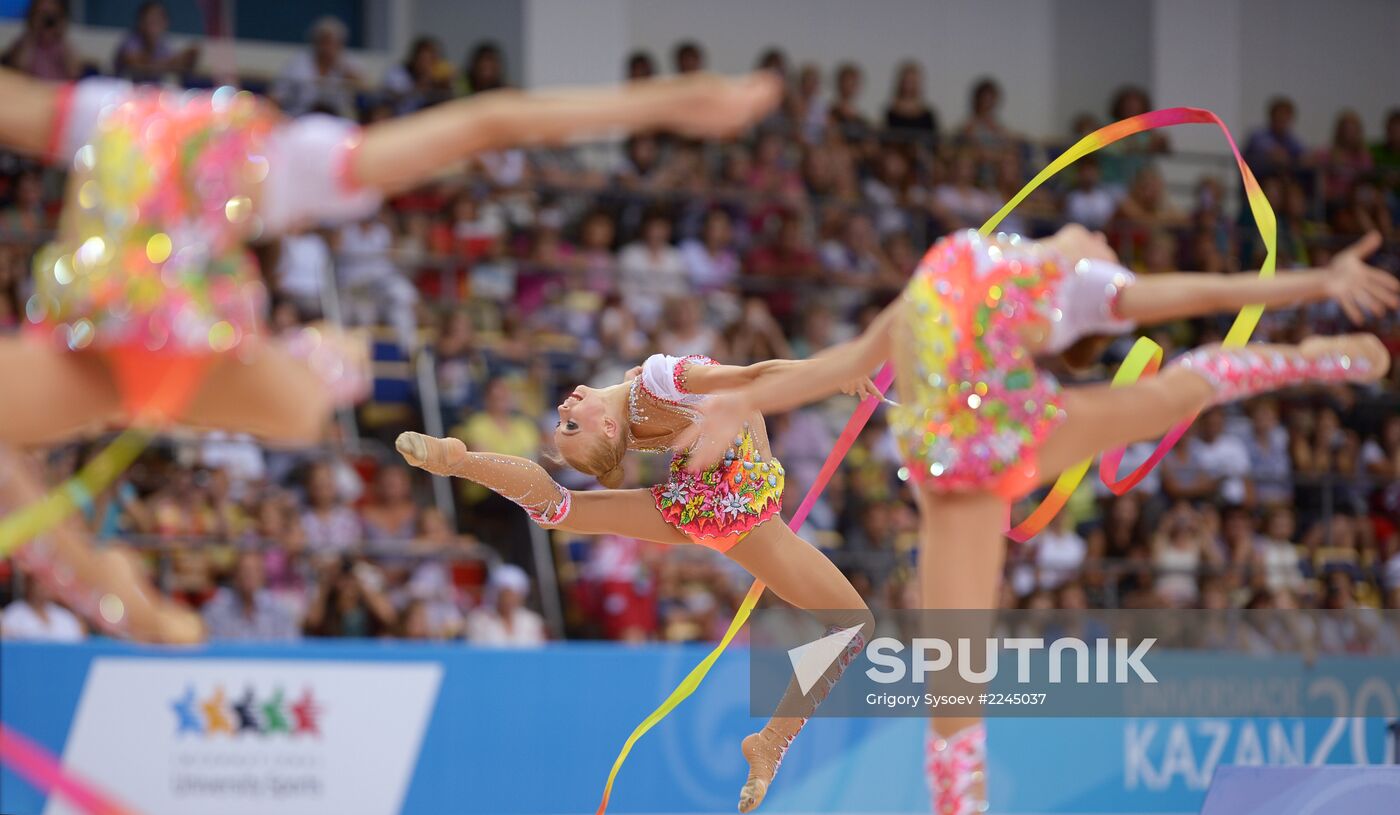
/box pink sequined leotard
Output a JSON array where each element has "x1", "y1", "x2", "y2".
[
  {"x1": 891, "y1": 230, "x2": 1135, "y2": 498},
  {"x1": 26, "y1": 79, "x2": 381, "y2": 420},
  {"x1": 632, "y1": 354, "x2": 785, "y2": 552}
]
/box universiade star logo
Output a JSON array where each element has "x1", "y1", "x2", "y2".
[
  {"x1": 233, "y1": 688, "x2": 261, "y2": 733},
  {"x1": 261, "y1": 688, "x2": 290, "y2": 735},
  {"x1": 168, "y1": 685, "x2": 321, "y2": 737},
  {"x1": 202, "y1": 687, "x2": 234, "y2": 735},
  {"x1": 172, "y1": 686, "x2": 202, "y2": 735},
  {"x1": 291, "y1": 688, "x2": 321, "y2": 736}
]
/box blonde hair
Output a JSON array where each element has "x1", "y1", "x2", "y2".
[{"x1": 558, "y1": 430, "x2": 628, "y2": 488}]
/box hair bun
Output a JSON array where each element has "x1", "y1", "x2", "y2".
[{"x1": 597, "y1": 465, "x2": 626, "y2": 489}]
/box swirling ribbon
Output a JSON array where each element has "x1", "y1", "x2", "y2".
[
  {"x1": 596, "y1": 365, "x2": 895, "y2": 813},
  {"x1": 991, "y1": 107, "x2": 1276, "y2": 541},
  {"x1": 0, "y1": 724, "x2": 139, "y2": 815},
  {"x1": 598, "y1": 106, "x2": 1274, "y2": 810}
]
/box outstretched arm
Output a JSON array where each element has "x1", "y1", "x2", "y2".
[
  {"x1": 352, "y1": 72, "x2": 780, "y2": 194},
  {"x1": 1116, "y1": 232, "x2": 1398, "y2": 326},
  {"x1": 675, "y1": 303, "x2": 898, "y2": 471},
  {"x1": 682, "y1": 358, "x2": 881, "y2": 401}
]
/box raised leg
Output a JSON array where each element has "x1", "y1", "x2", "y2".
[
  {"x1": 178, "y1": 328, "x2": 369, "y2": 445},
  {"x1": 1036, "y1": 334, "x2": 1391, "y2": 480},
  {"x1": 0, "y1": 340, "x2": 121, "y2": 445},
  {"x1": 724, "y1": 522, "x2": 874, "y2": 812}
]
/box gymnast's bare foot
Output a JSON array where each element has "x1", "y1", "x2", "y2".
[
  {"x1": 738, "y1": 728, "x2": 788, "y2": 812},
  {"x1": 1300, "y1": 333, "x2": 1390, "y2": 380},
  {"x1": 396, "y1": 431, "x2": 468, "y2": 477}
]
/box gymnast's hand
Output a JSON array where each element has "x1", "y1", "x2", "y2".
[
  {"x1": 840, "y1": 377, "x2": 881, "y2": 402},
  {"x1": 674, "y1": 393, "x2": 754, "y2": 474},
  {"x1": 666, "y1": 72, "x2": 782, "y2": 139},
  {"x1": 1324, "y1": 231, "x2": 1400, "y2": 324}
]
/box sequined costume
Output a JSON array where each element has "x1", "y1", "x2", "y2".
[
  {"x1": 632, "y1": 354, "x2": 785, "y2": 552},
  {"x1": 891, "y1": 230, "x2": 1136, "y2": 498},
  {"x1": 25, "y1": 79, "x2": 380, "y2": 420}
]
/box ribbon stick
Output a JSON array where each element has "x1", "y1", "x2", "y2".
[
  {"x1": 0, "y1": 429, "x2": 152, "y2": 558},
  {"x1": 0, "y1": 724, "x2": 142, "y2": 815},
  {"x1": 596, "y1": 364, "x2": 895, "y2": 814},
  {"x1": 986, "y1": 107, "x2": 1277, "y2": 541}
]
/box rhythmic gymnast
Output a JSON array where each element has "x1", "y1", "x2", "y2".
[
  {"x1": 397, "y1": 353, "x2": 879, "y2": 812},
  {"x1": 676, "y1": 224, "x2": 1397, "y2": 814},
  {"x1": 0, "y1": 67, "x2": 778, "y2": 643},
  {"x1": 0, "y1": 67, "x2": 779, "y2": 444}
]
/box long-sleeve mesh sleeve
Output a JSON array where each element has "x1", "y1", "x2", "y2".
[{"x1": 397, "y1": 434, "x2": 572, "y2": 526}]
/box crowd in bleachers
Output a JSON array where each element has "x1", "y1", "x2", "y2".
[{"x1": 1, "y1": 2, "x2": 1399, "y2": 646}]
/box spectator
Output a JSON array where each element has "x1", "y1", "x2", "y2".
[
  {"x1": 617, "y1": 208, "x2": 688, "y2": 329},
  {"x1": 727, "y1": 297, "x2": 795, "y2": 365},
  {"x1": 304, "y1": 557, "x2": 397, "y2": 637},
  {"x1": 748, "y1": 130, "x2": 804, "y2": 202},
  {"x1": 672, "y1": 40, "x2": 705, "y2": 74},
  {"x1": 1153, "y1": 503, "x2": 1218, "y2": 607},
  {"x1": 932, "y1": 150, "x2": 998, "y2": 230},
  {"x1": 755, "y1": 46, "x2": 788, "y2": 80},
  {"x1": 1033, "y1": 512, "x2": 1088, "y2": 590},
  {"x1": 1372, "y1": 108, "x2": 1400, "y2": 211},
  {"x1": 466, "y1": 564, "x2": 546, "y2": 646},
  {"x1": 864, "y1": 144, "x2": 923, "y2": 235},
  {"x1": 793, "y1": 63, "x2": 827, "y2": 142},
  {"x1": 1, "y1": 571, "x2": 85, "y2": 641},
  {"x1": 0, "y1": 167, "x2": 50, "y2": 242},
  {"x1": 747, "y1": 208, "x2": 820, "y2": 322},
  {"x1": 1, "y1": 0, "x2": 81, "y2": 81},
  {"x1": 360, "y1": 465, "x2": 419, "y2": 548},
  {"x1": 955, "y1": 77, "x2": 1012, "y2": 159},
  {"x1": 1243, "y1": 399, "x2": 1293, "y2": 506},
  {"x1": 455, "y1": 377, "x2": 541, "y2": 460},
  {"x1": 300, "y1": 462, "x2": 362, "y2": 556},
  {"x1": 434, "y1": 309, "x2": 483, "y2": 422},
  {"x1": 112, "y1": 1, "x2": 198, "y2": 85},
  {"x1": 572, "y1": 208, "x2": 618, "y2": 295},
  {"x1": 1315, "y1": 109, "x2": 1373, "y2": 206},
  {"x1": 272, "y1": 16, "x2": 363, "y2": 117},
  {"x1": 625, "y1": 50, "x2": 656, "y2": 81},
  {"x1": 1111, "y1": 167, "x2": 1187, "y2": 262},
  {"x1": 820, "y1": 211, "x2": 898, "y2": 309},
  {"x1": 1244, "y1": 96, "x2": 1306, "y2": 177},
  {"x1": 1361, "y1": 414, "x2": 1400, "y2": 480},
  {"x1": 1292, "y1": 406, "x2": 1357, "y2": 481},
  {"x1": 656, "y1": 296, "x2": 727, "y2": 359},
  {"x1": 884, "y1": 60, "x2": 938, "y2": 142},
  {"x1": 681, "y1": 207, "x2": 740, "y2": 294},
  {"x1": 463, "y1": 41, "x2": 507, "y2": 94},
  {"x1": 1099, "y1": 85, "x2": 1169, "y2": 189},
  {"x1": 1064, "y1": 156, "x2": 1118, "y2": 231},
  {"x1": 828, "y1": 62, "x2": 869, "y2": 139},
  {"x1": 381, "y1": 36, "x2": 453, "y2": 113},
  {"x1": 1191, "y1": 408, "x2": 1253, "y2": 506},
  {"x1": 1256, "y1": 506, "x2": 1305, "y2": 594},
  {"x1": 334, "y1": 212, "x2": 418, "y2": 350},
  {"x1": 273, "y1": 227, "x2": 333, "y2": 314},
  {"x1": 202, "y1": 552, "x2": 300, "y2": 641}
]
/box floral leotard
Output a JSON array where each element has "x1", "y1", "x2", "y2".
[{"x1": 634, "y1": 354, "x2": 785, "y2": 552}]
